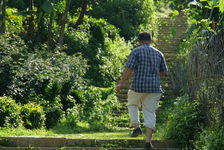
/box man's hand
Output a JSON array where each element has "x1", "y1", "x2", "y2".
[
  {"x1": 116, "y1": 67, "x2": 134, "y2": 93},
  {"x1": 116, "y1": 83, "x2": 123, "y2": 93}
]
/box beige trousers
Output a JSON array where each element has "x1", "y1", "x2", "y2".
[{"x1": 127, "y1": 90, "x2": 161, "y2": 131}]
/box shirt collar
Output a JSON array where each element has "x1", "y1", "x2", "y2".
[{"x1": 142, "y1": 43, "x2": 150, "y2": 46}]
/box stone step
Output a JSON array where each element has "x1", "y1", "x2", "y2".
[{"x1": 0, "y1": 137, "x2": 179, "y2": 149}]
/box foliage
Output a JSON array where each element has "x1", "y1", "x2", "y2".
[
  {"x1": 195, "y1": 79, "x2": 224, "y2": 129},
  {"x1": 61, "y1": 106, "x2": 80, "y2": 128},
  {"x1": 52, "y1": 85, "x2": 123, "y2": 131},
  {"x1": 75, "y1": 85, "x2": 122, "y2": 129},
  {"x1": 89, "y1": 0, "x2": 157, "y2": 40},
  {"x1": 4, "y1": 44, "x2": 87, "y2": 103},
  {"x1": 21, "y1": 102, "x2": 45, "y2": 129},
  {"x1": 0, "y1": 96, "x2": 22, "y2": 128},
  {"x1": 65, "y1": 17, "x2": 132, "y2": 87},
  {"x1": 5, "y1": 8, "x2": 24, "y2": 33},
  {"x1": 0, "y1": 33, "x2": 28, "y2": 96},
  {"x1": 44, "y1": 103, "x2": 64, "y2": 129},
  {"x1": 194, "y1": 127, "x2": 224, "y2": 150},
  {"x1": 163, "y1": 94, "x2": 204, "y2": 147}
]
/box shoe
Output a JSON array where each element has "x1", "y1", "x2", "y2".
[
  {"x1": 131, "y1": 127, "x2": 142, "y2": 137},
  {"x1": 145, "y1": 142, "x2": 153, "y2": 150}
]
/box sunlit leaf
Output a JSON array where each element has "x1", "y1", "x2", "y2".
[
  {"x1": 207, "y1": 26, "x2": 215, "y2": 32},
  {"x1": 173, "y1": 10, "x2": 179, "y2": 17},
  {"x1": 191, "y1": 19, "x2": 198, "y2": 25},
  {"x1": 188, "y1": 0, "x2": 203, "y2": 7},
  {"x1": 208, "y1": 0, "x2": 214, "y2": 6},
  {"x1": 205, "y1": 5, "x2": 212, "y2": 9},
  {"x1": 219, "y1": 0, "x2": 224, "y2": 12},
  {"x1": 8, "y1": 15, "x2": 17, "y2": 19}
]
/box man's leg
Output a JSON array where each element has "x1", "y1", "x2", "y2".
[
  {"x1": 127, "y1": 90, "x2": 143, "y2": 137},
  {"x1": 128, "y1": 105, "x2": 140, "y2": 128},
  {"x1": 142, "y1": 93, "x2": 161, "y2": 147},
  {"x1": 128, "y1": 105, "x2": 143, "y2": 137},
  {"x1": 145, "y1": 127, "x2": 153, "y2": 143}
]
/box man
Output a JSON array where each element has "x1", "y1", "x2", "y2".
[{"x1": 116, "y1": 31, "x2": 168, "y2": 150}]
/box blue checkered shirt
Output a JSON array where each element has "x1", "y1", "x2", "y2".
[{"x1": 126, "y1": 44, "x2": 168, "y2": 93}]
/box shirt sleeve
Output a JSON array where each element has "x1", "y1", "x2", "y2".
[
  {"x1": 126, "y1": 50, "x2": 137, "y2": 69},
  {"x1": 159, "y1": 54, "x2": 168, "y2": 72}
]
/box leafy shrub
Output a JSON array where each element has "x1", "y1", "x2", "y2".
[
  {"x1": 89, "y1": 0, "x2": 157, "y2": 40},
  {"x1": 44, "y1": 81, "x2": 62, "y2": 104},
  {"x1": 6, "y1": 47, "x2": 87, "y2": 104},
  {"x1": 44, "y1": 103, "x2": 64, "y2": 129},
  {"x1": 0, "y1": 33, "x2": 28, "y2": 96},
  {"x1": 21, "y1": 103, "x2": 45, "y2": 129},
  {"x1": 77, "y1": 85, "x2": 122, "y2": 129},
  {"x1": 5, "y1": 8, "x2": 24, "y2": 33},
  {"x1": 194, "y1": 127, "x2": 224, "y2": 150},
  {"x1": 65, "y1": 17, "x2": 132, "y2": 87},
  {"x1": 100, "y1": 36, "x2": 132, "y2": 86},
  {"x1": 61, "y1": 105, "x2": 80, "y2": 128},
  {"x1": 92, "y1": 92, "x2": 122, "y2": 129},
  {"x1": 0, "y1": 96, "x2": 22, "y2": 127},
  {"x1": 163, "y1": 94, "x2": 204, "y2": 147}
]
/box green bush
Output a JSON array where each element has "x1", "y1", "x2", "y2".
[
  {"x1": 21, "y1": 103, "x2": 45, "y2": 129},
  {"x1": 0, "y1": 33, "x2": 28, "y2": 96},
  {"x1": 77, "y1": 85, "x2": 122, "y2": 129},
  {"x1": 0, "y1": 96, "x2": 22, "y2": 127},
  {"x1": 89, "y1": 92, "x2": 122, "y2": 130},
  {"x1": 44, "y1": 103, "x2": 64, "y2": 129},
  {"x1": 194, "y1": 127, "x2": 224, "y2": 150},
  {"x1": 163, "y1": 94, "x2": 204, "y2": 148},
  {"x1": 44, "y1": 81, "x2": 62, "y2": 104},
  {"x1": 6, "y1": 47, "x2": 87, "y2": 104},
  {"x1": 62, "y1": 105, "x2": 80, "y2": 128},
  {"x1": 65, "y1": 17, "x2": 132, "y2": 87},
  {"x1": 89, "y1": 0, "x2": 157, "y2": 40}
]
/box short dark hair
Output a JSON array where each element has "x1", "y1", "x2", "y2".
[{"x1": 138, "y1": 31, "x2": 152, "y2": 41}]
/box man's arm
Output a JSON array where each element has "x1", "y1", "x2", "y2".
[{"x1": 116, "y1": 67, "x2": 134, "y2": 93}]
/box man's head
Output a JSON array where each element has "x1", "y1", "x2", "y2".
[{"x1": 138, "y1": 31, "x2": 152, "y2": 45}]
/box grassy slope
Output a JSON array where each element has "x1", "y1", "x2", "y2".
[{"x1": 0, "y1": 125, "x2": 163, "y2": 140}]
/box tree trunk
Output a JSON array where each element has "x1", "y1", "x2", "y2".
[
  {"x1": 48, "y1": 8, "x2": 54, "y2": 51},
  {"x1": 1, "y1": 0, "x2": 6, "y2": 34},
  {"x1": 59, "y1": 0, "x2": 71, "y2": 46},
  {"x1": 28, "y1": 0, "x2": 35, "y2": 36},
  {"x1": 73, "y1": 0, "x2": 88, "y2": 29}
]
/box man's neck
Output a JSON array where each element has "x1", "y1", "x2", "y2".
[
  {"x1": 140, "y1": 42, "x2": 150, "y2": 45},
  {"x1": 139, "y1": 40, "x2": 152, "y2": 45}
]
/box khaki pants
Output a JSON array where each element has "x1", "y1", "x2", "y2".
[{"x1": 127, "y1": 90, "x2": 161, "y2": 131}]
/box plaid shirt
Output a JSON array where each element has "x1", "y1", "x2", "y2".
[{"x1": 126, "y1": 44, "x2": 168, "y2": 93}]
